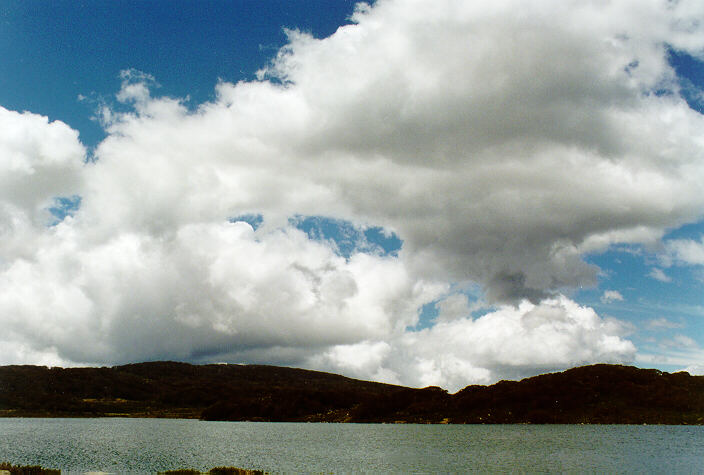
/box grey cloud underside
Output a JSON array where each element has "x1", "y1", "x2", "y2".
[{"x1": 1, "y1": 0, "x2": 704, "y2": 389}]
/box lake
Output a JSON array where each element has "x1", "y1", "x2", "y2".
[{"x1": 0, "y1": 418, "x2": 702, "y2": 473}]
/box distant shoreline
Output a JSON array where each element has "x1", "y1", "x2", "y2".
[
  {"x1": 1, "y1": 362, "x2": 702, "y2": 424},
  {"x1": 2, "y1": 420, "x2": 701, "y2": 429}
]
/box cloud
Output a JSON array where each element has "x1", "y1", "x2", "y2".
[
  {"x1": 0, "y1": 107, "x2": 85, "y2": 269},
  {"x1": 660, "y1": 334, "x2": 699, "y2": 349},
  {"x1": 434, "y1": 293, "x2": 475, "y2": 323},
  {"x1": 0, "y1": 220, "x2": 440, "y2": 365},
  {"x1": 600, "y1": 290, "x2": 624, "y2": 304},
  {"x1": 1, "y1": 0, "x2": 704, "y2": 387},
  {"x1": 683, "y1": 364, "x2": 704, "y2": 376},
  {"x1": 648, "y1": 267, "x2": 672, "y2": 282},
  {"x1": 664, "y1": 237, "x2": 704, "y2": 266},
  {"x1": 0, "y1": 108, "x2": 84, "y2": 209},
  {"x1": 85, "y1": 0, "x2": 704, "y2": 303},
  {"x1": 638, "y1": 349, "x2": 704, "y2": 368},
  {"x1": 646, "y1": 317, "x2": 684, "y2": 330},
  {"x1": 309, "y1": 295, "x2": 635, "y2": 391},
  {"x1": 637, "y1": 334, "x2": 704, "y2": 371},
  {"x1": 0, "y1": 341, "x2": 74, "y2": 369}
]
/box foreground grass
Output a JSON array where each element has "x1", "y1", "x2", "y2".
[
  {"x1": 161, "y1": 468, "x2": 265, "y2": 475},
  {"x1": 0, "y1": 464, "x2": 264, "y2": 475},
  {"x1": 0, "y1": 463, "x2": 60, "y2": 475}
]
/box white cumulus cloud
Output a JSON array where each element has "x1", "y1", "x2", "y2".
[
  {"x1": 601, "y1": 290, "x2": 625, "y2": 304},
  {"x1": 665, "y1": 237, "x2": 704, "y2": 266},
  {"x1": 1, "y1": 0, "x2": 703, "y2": 388},
  {"x1": 309, "y1": 295, "x2": 635, "y2": 392},
  {"x1": 0, "y1": 107, "x2": 85, "y2": 263},
  {"x1": 648, "y1": 267, "x2": 672, "y2": 282}
]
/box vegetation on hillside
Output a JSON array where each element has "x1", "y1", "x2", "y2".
[{"x1": 0, "y1": 362, "x2": 702, "y2": 424}]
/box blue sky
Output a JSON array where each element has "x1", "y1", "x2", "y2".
[
  {"x1": 1, "y1": 0, "x2": 704, "y2": 390},
  {"x1": 1, "y1": 0, "x2": 356, "y2": 147}
]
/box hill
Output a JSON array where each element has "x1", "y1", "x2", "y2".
[{"x1": 0, "y1": 362, "x2": 702, "y2": 424}]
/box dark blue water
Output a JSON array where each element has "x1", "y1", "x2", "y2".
[{"x1": 1, "y1": 418, "x2": 702, "y2": 473}]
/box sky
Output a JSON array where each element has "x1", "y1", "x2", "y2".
[{"x1": 1, "y1": 0, "x2": 704, "y2": 392}]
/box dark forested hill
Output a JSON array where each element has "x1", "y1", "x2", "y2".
[
  {"x1": 0, "y1": 361, "x2": 408, "y2": 420},
  {"x1": 450, "y1": 364, "x2": 704, "y2": 424},
  {"x1": 0, "y1": 362, "x2": 702, "y2": 424}
]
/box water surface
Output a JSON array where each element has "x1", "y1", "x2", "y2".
[{"x1": 1, "y1": 418, "x2": 701, "y2": 473}]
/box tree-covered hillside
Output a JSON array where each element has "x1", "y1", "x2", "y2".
[{"x1": 1, "y1": 362, "x2": 702, "y2": 424}]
